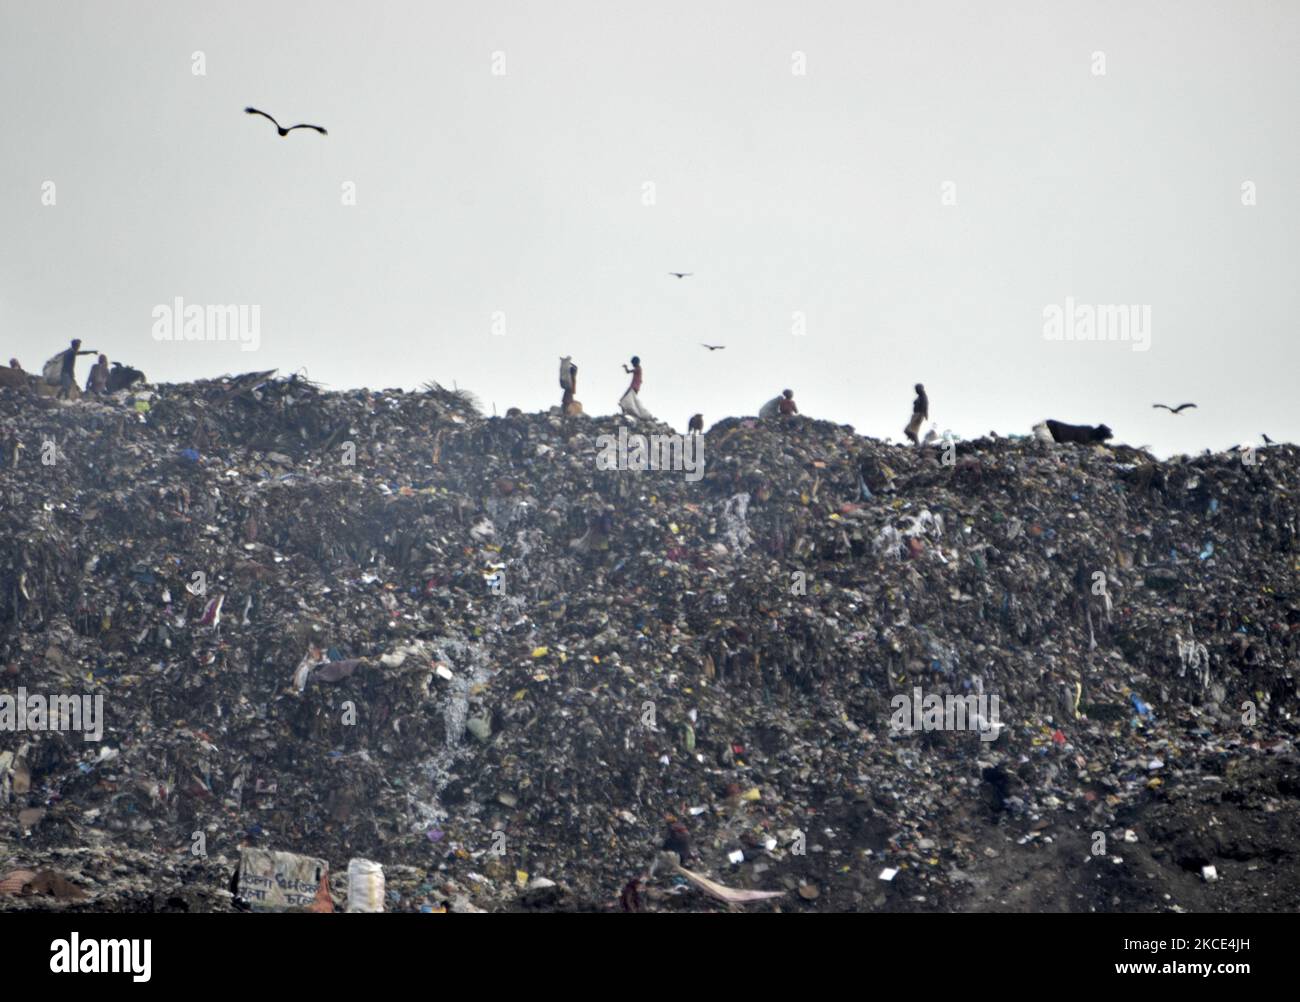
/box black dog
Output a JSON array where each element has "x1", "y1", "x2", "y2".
[
  {"x1": 1046, "y1": 419, "x2": 1113, "y2": 445},
  {"x1": 106, "y1": 363, "x2": 146, "y2": 393}
]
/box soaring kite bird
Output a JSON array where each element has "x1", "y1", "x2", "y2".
[
  {"x1": 1153, "y1": 402, "x2": 1197, "y2": 414},
  {"x1": 244, "y1": 107, "x2": 328, "y2": 137},
  {"x1": 668, "y1": 272, "x2": 693, "y2": 279},
  {"x1": 700, "y1": 343, "x2": 725, "y2": 351}
]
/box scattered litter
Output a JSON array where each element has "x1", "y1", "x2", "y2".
[{"x1": 0, "y1": 378, "x2": 1295, "y2": 913}]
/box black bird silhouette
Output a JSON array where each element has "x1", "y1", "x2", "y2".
[
  {"x1": 244, "y1": 107, "x2": 327, "y2": 137},
  {"x1": 700, "y1": 343, "x2": 725, "y2": 351},
  {"x1": 1153, "y1": 402, "x2": 1197, "y2": 414},
  {"x1": 669, "y1": 272, "x2": 693, "y2": 279},
  {"x1": 1262, "y1": 433, "x2": 1275, "y2": 445}
]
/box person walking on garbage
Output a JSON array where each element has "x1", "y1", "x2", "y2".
[
  {"x1": 85, "y1": 354, "x2": 110, "y2": 395},
  {"x1": 619, "y1": 355, "x2": 652, "y2": 420},
  {"x1": 904, "y1": 382, "x2": 928, "y2": 444},
  {"x1": 57, "y1": 338, "x2": 96, "y2": 399}
]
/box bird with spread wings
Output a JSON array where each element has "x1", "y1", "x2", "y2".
[{"x1": 244, "y1": 107, "x2": 328, "y2": 137}]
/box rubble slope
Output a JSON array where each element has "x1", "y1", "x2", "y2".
[{"x1": 1, "y1": 376, "x2": 1298, "y2": 912}]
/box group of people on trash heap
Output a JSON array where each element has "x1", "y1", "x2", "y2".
[
  {"x1": 11, "y1": 337, "x2": 935, "y2": 444},
  {"x1": 560, "y1": 352, "x2": 930, "y2": 445},
  {"x1": 6, "y1": 339, "x2": 143, "y2": 399}
]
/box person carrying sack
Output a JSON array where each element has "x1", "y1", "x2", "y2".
[
  {"x1": 619, "y1": 355, "x2": 652, "y2": 420},
  {"x1": 55, "y1": 339, "x2": 97, "y2": 399},
  {"x1": 559, "y1": 356, "x2": 582, "y2": 415},
  {"x1": 904, "y1": 383, "x2": 928, "y2": 444}
]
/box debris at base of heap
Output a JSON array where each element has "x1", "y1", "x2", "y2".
[{"x1": 1, "y1": 372, "x2": 1298, "y2": 912}]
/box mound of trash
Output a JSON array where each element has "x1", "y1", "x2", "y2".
[{"x1": 1, "y1": 373, "x2": 1298, "y2": 912}]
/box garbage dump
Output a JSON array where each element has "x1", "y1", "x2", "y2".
[{"x1": 1, "y1": 374, "x2": 1298, "y2": 912}]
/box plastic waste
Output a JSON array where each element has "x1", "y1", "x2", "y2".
[{"x1": 347, "y1": 858, "x2": 385, "y2": 913}]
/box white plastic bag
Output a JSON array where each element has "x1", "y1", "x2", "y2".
[
  {"x1": 42, "y1": 354, "x2": 63, "y2": 386},
  {"x1": 347, "y1": 857, "x2": 385, "y2": 913},
  {"x1": 619, "y1": 388, "x2": 652, "y2": 420}
]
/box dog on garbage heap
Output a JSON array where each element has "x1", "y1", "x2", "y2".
[
  {"x1": 106, "y1": 362, "x2": 146, "y2": 393},
  {"x1": 1044, "y1": 419, "x2": 1113, "y2": 445}
]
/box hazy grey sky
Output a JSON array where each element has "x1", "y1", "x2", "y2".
[{"x1": 2, "y1": 0, "x2": 1296, "y2": 455}]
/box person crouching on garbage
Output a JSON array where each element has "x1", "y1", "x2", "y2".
[{"x1": 85, "y1": 354, "x2": 110, "y2": 395}]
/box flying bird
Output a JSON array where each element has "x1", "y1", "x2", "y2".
[
  {"x1": 244, "y1": 107, "x2": 328, "y2": 137},
  {"x1": 700, "y1": 343, "x2": 725, "y2": 351},
  {"x1": 669, "y1": 272, "x2": 693, "y2": 279},
  {"x1": 1152, "y1": 402, "x2": 1197, "y2": 414}
]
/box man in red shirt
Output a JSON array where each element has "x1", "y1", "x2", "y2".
[
  {"x1": 619, "y1": 356, "x2": 651, "y2": 419},
  {"x1": 623, "y1": 356, "x2": 642, "y2": 393}
]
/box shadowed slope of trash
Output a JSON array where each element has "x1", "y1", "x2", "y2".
[{"x1": 1, "y1": 375, "x2": 1297, "y2": 912}]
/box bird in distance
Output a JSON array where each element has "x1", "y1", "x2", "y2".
[
  {"x1": 700, "y1": 344, "x2": 725, "y2": 351},
  {"x1": 669, "y1": 272, "x2": 693, "y2": 279},
  {"x1": 1153, "y1": 403, "x2": 1197, "y2": 414},
  {"x1": 244, "y1": 107, "x2": 328, "y2": 137}
]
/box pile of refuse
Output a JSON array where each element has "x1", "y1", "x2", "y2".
[{"x1": 2, "y1": 373, "x2": 1298, "y2": 912}]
